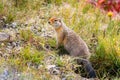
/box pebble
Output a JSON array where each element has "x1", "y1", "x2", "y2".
[
  {"x1": 11, "y1": 22, "x2": 17, "y2": 28},
  {"x1": 46, "y1": 65, "x2": 56, "y2": 70},
  {"x1": 49, "y1": 67, "x2": 61, "y2": 75},
  {"x1": 0, "y1": 32, "x2": 10, "y2": 42}
]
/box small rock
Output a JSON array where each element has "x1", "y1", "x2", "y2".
[
  {"x1": 0, "y1": 17, "x2": 5, "y2": 28},
  {"x1": 46, "y1": 65, "x2": 56, "y2": 70},
  {"x1": 10, "y1": 22, "x2": 17, "y2": 28},
  {"x1": 3, "y1": 69, "x2": 9, "y2": 76},
  {"x1": 46, "y1": 65, "x2": 61, "y2": 75},
  {"x1": 0, "y1": 32, "x2": 10, "y2": 42},
  {"x1": 62, "y1": 77, "x2": 67, "y2": 80},
  {"x1": 49, "y1": 67, "x2": 61, "y2": 75},
  {"x1": 1, "y1": 43, "x2": 5, "y2": 46},
  {"x1": 11, "y1": 42, "x2": 17, "y2": 48},
  {"x1": 17, "y1": 73, "x2": 20, "y2": 77},
  {"x1": 81, "y1": 77, "x2": 89, "y2": 80},
  {"x1": 3, "y1": 24, "x2": 9, "y2": 28}
]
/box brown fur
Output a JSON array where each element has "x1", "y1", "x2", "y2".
[
  {"x1": 49, "y1": 18, "x2": 90, "y2": 59},
  {"x1": 48, "y1": 17, "x2": 96, "y2": 78}
]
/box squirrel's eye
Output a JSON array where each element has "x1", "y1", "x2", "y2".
[{"x1": 54, "y1": 20, "x2": 57, "y2": 22}]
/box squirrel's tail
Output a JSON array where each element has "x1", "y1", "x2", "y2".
[{"x1": 76, "y1": 58, "x2": 96, "y2": 78}]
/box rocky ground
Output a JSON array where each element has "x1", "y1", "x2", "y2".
[
  {"x1": 0, "y1": 16, "x2": 92, "y2": 80},
  {"x1": 0, "y1": 0, "x2": 120, "y2": 80}
]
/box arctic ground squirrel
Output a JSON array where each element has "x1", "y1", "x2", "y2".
[{"x1": 48, "y1": 17, "x2": 96, "y2": 78}]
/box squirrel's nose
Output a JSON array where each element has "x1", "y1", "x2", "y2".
[{"x1": 48, "y1": 21, "x2": 51, "y2": 24}]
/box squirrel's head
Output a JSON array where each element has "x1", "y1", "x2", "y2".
[{"x1": 48, "y1": 17, "x2": 62, "y2": 28}]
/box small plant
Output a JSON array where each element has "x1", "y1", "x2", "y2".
[
  {"x1": 5, "y1": 13, "x2": 15, "y2": 23},
  {"x1": 19, "y1": 45, "x2": 45, "y2": 65},
  {"x1": 82, "y1": 4, "x2": 91, "y2": 14},
  {"x1": 46, "y1": 38, "x2": 56, "y2": 49},
  {"x1": 13, "y1": 0, "x2": 28, "y2": 8},
  {"x1": 19, "y1": 29, "x2": 34, "y2": 42},
  {"x1": 44, "y1": 0, "x2": 62, "y2": 5},
  {"x1": 56, "y1": 56, "x2": 65, "y2": 67},
  {"x1": 0, "y1": 2, "x2": 4, "y2": 13},
  {"x1": 91, "y1": 36, "x2": 120, "y2": 78}
]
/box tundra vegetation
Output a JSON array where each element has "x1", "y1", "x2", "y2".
[{"x1": 0, "y1": 0, "x2": 120, "y2": 80}]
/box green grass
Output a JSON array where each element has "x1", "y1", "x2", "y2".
[
  {"x1": 19, "y1": 29, "x2": 34, "y2": 41},
  {"x1": 0, "y1": 0, "x2": 120, "y2": 79},
  {"x1": 19, "y1": 45, "x2": 45, "y2": 64}
]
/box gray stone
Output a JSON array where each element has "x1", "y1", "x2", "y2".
[
  {"x1": 10, "y1": 22, "x2": 17, "y2": 28},
  {"x1": 0, "y1": 32, "x2": 10, "y2": 42},
  {"x1": 46, "y1": 65, "x2": 56, "y2": 70}
]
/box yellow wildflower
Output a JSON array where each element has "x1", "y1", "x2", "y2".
[{"x1": 107, "y1": 11, "x2": 113, "y2": 17}]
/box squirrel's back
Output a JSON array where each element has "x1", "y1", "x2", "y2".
[{"x1": 63, "y1": 29, "x2": 91, "y2": 59}]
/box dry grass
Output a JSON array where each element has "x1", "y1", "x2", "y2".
[{"x1": 0, "y1": 0, "x2": 120, "y2": 79}]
